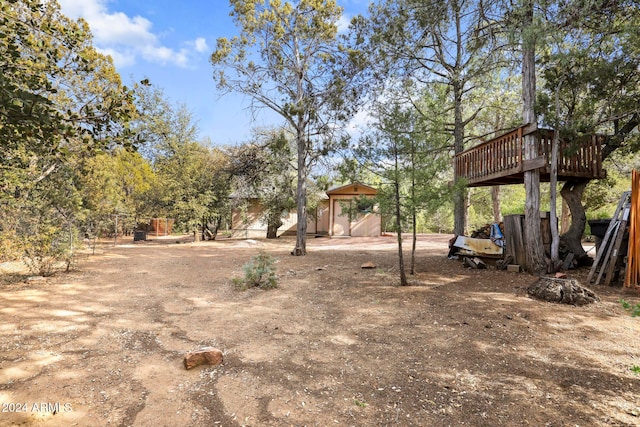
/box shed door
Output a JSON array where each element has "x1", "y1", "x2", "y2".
[{"x1": 332, "y1": 200, "x2": 350, "y2": 236}]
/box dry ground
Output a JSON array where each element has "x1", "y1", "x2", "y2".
[{"x1": 1, "y1": 234, "x2": 639, "y2": 427}]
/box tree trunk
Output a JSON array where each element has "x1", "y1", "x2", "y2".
[
  {"x1": 492, "y1": 186, "x2": 501, "y2": 223},
  {"x1": 394, "y1": 179, "x2": 408, "y2": 286},
  {"x1": 292, "y1": 32, "x2": 307, "y2": 256},
  {"x1": 560, "y1": 198, "x2": 571, "y2": 234},
  {"x1": 266, "y1": 211, "x2": 283, "y2": 239},
  {"x1": 293, "y1": 124, "x2": 307, "y2": 255},
  {"x1": 527, "y1": 277, "x2": 598, "y2": 306},
  {"x1": 560, "y1": 180, "x2": 590, "y2": 264},
  {"x1": 266, "y1": 224, "x2": 278, "y2": 239},
  {"x1": 452, "y1": 80, "x2": 466, "y2": 236},
  {"x1": 550, "y1": 123, "x2": 560, "y2": 270},
  {"x1": 522, "y1": 0, "x2": 547, "y2": 274},
  {"x1": 410, "y1": 147, "x2": 417, "y2": 275},
  {"x1": 411, "y1": 209, "x2": 417, "y2": 276}
]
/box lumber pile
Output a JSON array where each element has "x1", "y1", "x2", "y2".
[{"x1": 587, "y1": 191, "x2": 630, "y2": 285}]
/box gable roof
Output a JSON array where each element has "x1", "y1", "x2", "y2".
[{"x1": 326, "y1": 182, "x2": 377, "y2": 196}]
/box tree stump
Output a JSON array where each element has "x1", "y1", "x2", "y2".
[{"x1": 527, "y1": 277, "x2": 599, "y2": 306}]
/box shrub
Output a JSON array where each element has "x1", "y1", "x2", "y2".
[
  {"x1": 233, "y1": 252, "x2": 278, "y2": 290},
  {"x1": 21, "y1": 224, "x2": 77, "y2": 276},
  {"x1": 0, "y1": 231, "x2": 22, "y2": 262},
  {"x1": 620, "y1": 299, "x2": 640, "y2": 317}
]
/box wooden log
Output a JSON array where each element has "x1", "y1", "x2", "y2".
[{"x1": 527, "y1": 277, "x2": 599, "y2": 306}]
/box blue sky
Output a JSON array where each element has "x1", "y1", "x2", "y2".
[{"x1": 58, "y1": 0, "x2": 370, "y2": 146}]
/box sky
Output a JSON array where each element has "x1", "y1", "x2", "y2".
[{"x1": 57, "y1": 0, "x2": 370, "y2": 147}]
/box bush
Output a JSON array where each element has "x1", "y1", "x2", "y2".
[
  {"x1": 233, "y1": 252, "x2": 278, "y2": 290},
  {"x1": 0, "y1": 231, "x2": 22, "y2": 262},
  {"x1": 21, "y1": 224, "x2": 77, "y2": 276},
  {"x1": 620, "y1": 299, "x2": 640, "y2": 317}
]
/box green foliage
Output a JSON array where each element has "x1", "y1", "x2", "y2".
[
  {"x1": 620, "y1": 299, "x2": 640, "y2": 318},
  {"x1": 1, "y1": 0, "x2": 137, "y2": 270},
  {"x1": 0, "y1": 231, "x2": 22, "y2": 262},
  {"x1": 211, "y1": 0, "x2": 353, "y2": 254},
  {"x1": 230, "y1": 130, "x2": 296, "y2": 238},
  {"x1": 584, "y1": 155, "x2": 638, "y2": 219},
  {"x1": 130, "y1": 83, "x2": 233, "y2": 235},
  {"x1": 233, "y1": 252, "x2": 278, "y2": 290},
  {"x1": 536, "y1": 2, "x2": 640, "y2": 158},
  {"x1": 80, "y1": 148, "x2": 156, "y2": 233},
  {"x1": 20, "y1": 223, "x2": 78, "y2": 277},
  {"x1": 631, "y1": 366, "x2": 640, "y2": 374},
  {"x1": 349, "y1": 85, "x2": 452, "y2": 234},
  {"x1": 354, "y1": 399, "x2": 368, "y2": 408}
]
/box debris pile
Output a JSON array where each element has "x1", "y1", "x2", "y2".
[{"x1": 470, "y1": 222, "x2": 504, "y2": 239}]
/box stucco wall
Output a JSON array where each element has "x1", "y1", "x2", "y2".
[
  {"x1": 231, "y1": 199, "x2": 330, "y2": 238},
  {"x1": 328, "y1": 194, "x2": 381, "y2": 237}
]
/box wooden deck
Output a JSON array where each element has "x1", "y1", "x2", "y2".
[{"x1": 454, "y1": 125, "x2": 606, "y2": 187}]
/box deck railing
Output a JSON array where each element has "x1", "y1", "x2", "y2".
[{"x1": 455, "y1": 125, "x2": 605, "y2": 186}]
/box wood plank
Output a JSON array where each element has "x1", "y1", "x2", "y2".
[
  {"x1": 595, "y1": 221, "x2": 620, "y2": 285},
  {"x1": 588, "y1": 191, "x2": 631, "y2": 284},
  {"x1": 522, "y1": 156, "x2": 546, "y2": 172},
  {"x1": 522, "y1": 122, "x2": 538, "y2": 136},
  {"x1": 504, "y1": 215, "x2": 526, "y2": 268},
  {"x1": 604, "y1": 206, "x2": 629, "y2": 285},
  {"x1": 625, "y1": 170, "x2": 640, "y2": 287}
]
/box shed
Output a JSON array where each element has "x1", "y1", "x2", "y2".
[
  {"x1": 230, "y1": 195, "x2": 330, "y2": 238},
  {"x1": 327, "y1": 183, "x2": 381, "y2": 237}
]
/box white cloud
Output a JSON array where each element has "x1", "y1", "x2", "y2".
[
  {"x1": 58, "y1": 0, "x2": 206, "y2": 69},
  {"x1": 95, "y1": 47, "x2": 136, "y2": 68},
  {"x1": 346, "y1": 109, "x2": 372, "y2": 138},
  {"x1": 337, "y1": 14, "x2": 351, "y2": 34},
  {"x1": 193, "y1": 38, "x2": 209, "y2": 53}
]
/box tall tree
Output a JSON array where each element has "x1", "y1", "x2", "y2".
[
  {"x1": 81, "y1": 149, "x2": 155, "y2": 236},
  {"x1": 151, "y1": 140, "x2": 232, "y2": 235},
  {"x1": 1, "y1": 0, "x2": 135, "y2": 177},
  {"x1": 519, "y1": 0, "x2": 548, "y2": 273},
  {"x1": 1, "y1": 0, "x2": 135, "y2": 268},
  {"x1": 350, "y1": 87, "x2": 451, "y2": 285},
  {"x1": 536, "y1": 0, "x2": 640, "y2": 263},
  {"x1": 211, "y1": 0, "x2": 348, "y2": 256},
  {"x1": 131, "y1": 83, "x2": 233, "y2": 236},
  {"x1": 353, "y1": 0, "x2": 505, "y2": 236}
]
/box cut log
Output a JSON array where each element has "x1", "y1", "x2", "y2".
[{"x1": 527, "y1": 277, "x2": 599, "y2": 306}]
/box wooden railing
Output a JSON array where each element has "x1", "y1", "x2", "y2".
[{"x1": 454, "y1": 125, "x2": 606, "y2": 186}]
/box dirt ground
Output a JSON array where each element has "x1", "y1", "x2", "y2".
[{"x1": 1, "y1": 233, "x2": 639, "y2": 427}]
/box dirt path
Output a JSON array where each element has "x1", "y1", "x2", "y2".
[{"x1": 1, "y1": 234, "x2": 639, "y2": 426}]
